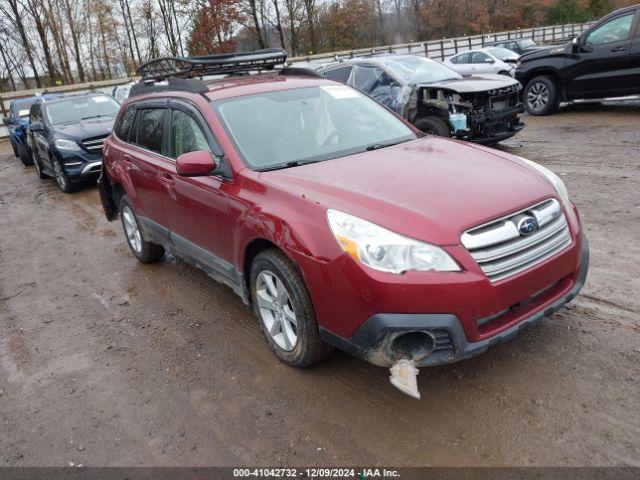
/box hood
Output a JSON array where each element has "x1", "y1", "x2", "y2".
[
  {"x1": 520, "y1": 43, "x2": 569, "y2": 62},
  {"x1": 260, "y1": 137, "x2": 556, "y2": 245},
  {"x1": 416, "y1": 74, "x2": 519, "y2": 93},
  {"x1": 51, "y1": 116, "x2": 115, "y2": 140}
]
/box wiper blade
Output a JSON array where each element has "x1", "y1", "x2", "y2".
[
  {"x1": 258, "y1": 160, "x2": 320, "y2": 172},
  {"x1": 81, "y1": 114, "x2": 113, "y2": 120},
  {"x1": 366, "y1": 140, "x2": 405, "y2": 151}
]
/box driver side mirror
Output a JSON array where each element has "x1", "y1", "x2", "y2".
[
  {"x1": 2, "y1": 116, "x2": 11, "y2": 126},
  {"x1": 483, "y1": 58, "x2": 495, "y2": 64},
  {"x1": 176, "y1": 150, "x2": 217, "y2": 177},
  {"x1": 29, "y1": 122, "x2": 44, "y2": 132}
]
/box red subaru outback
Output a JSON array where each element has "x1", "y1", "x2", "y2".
[{"x1": 99, "y1": 51, "x2": 588, "y2": 397}]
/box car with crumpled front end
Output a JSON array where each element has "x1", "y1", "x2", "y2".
[
  {"x1": 301, "y1": 54, "x2": 525, "y2": 144},
  {"x1": 99, "y1": 57, "x2": 588, "y2": 398}
]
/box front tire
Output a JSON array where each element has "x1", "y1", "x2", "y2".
[
  {"x1": 33, "y1": 155, "x2": 47, "y2": 179},
  {"x1": 413, "y1": 116, "x2": 451, "y2": 137},
  {"x1": 250, "y1": 248, "x2": 332, "y2": 367},
  {"x1": 524, "y1": 75, "x2": 560, "y2": 116},
  {"x1": 9, "y1": 138, "x2": 18, "y2": 157},
  {"x1": 119, "y1": 196, "x2": 165, "y2": 263},
  {"x1": 17, "y1": 143, "x2": 33, "y2": 166},
  {"x1": 52, "y1": 159, "x2": 75, "y2": 193}
]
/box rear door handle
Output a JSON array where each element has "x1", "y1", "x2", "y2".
[{"x1": 611, "y1": 46, "x2": 627, "y2": 52}]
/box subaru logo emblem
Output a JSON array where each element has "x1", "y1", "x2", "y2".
[{"x1": 517, "y1": 216, "x2": 539, "y2": 235}]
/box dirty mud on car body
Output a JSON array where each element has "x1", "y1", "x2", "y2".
[{"x1": 0, "y1": 101, "x2": 639, "y2": 466}]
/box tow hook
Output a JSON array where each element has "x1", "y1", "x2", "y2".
[{"x1": 389, "y1": 358, "x2": 421, "y2": 399}]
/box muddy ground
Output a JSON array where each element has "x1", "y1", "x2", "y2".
[{"x1": 1, "y1": 102, "x2": 639, "y2": 467}]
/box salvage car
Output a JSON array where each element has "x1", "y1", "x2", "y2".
[
  {"x1": 516, "y1": 3, "x2": 640, "y2": 115},
  {"x1": 27, "y1": 92, "x2": 120, "y2": 192},
  {"x1": 3, "y1": 96, "x2": 40, "y2": 165},
  {"x1": 444, "y1": 48, "x2": 518, "y2": 77},
  {"x1": 100, "y1": 50, "x2": 589, "y2": 399},
  {"x1": 304, "y1": 54, "x2": 525, "y2": 144}
]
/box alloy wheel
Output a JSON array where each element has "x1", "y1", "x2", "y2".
[
  {"x1": 52, "y1": 161, "x2": 68, "y2": 190},
  {"x1": 527, "y1": 82, "x2": 550, "y2": 112},
  {"x1": 122, "y1": 206, "x2": 143, "y2": 254},
  {"x1": 256, "y1": 270, "x2": 298, "y2": 351}
]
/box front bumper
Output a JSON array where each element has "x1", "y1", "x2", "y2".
[
  {"x1": 57, "y1": 150, "x2": 102, "y2": 180},
  {"x1": 462, "y1": 104, "x2": 526, "y2": 144},
  {"x1": 319, "y1": 235, "x2": 589, "y2": 367}
]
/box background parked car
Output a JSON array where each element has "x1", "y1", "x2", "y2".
[
  {"x1": 112, "y1": 82, "x2": 135, "y2": 103},
  {"x1": 444, "y1": 48, "x2": 518, "y2": 77},
  {"x1": 516, "y1": 3, "x2": 640, "y2": 115},
  {"x1": 3, "y1": 96, "x2": 39, "y2": 165},
  {"x1": 304, "y1": 54, "x2": 525, "y2": 144},
  {"x1": 483, "y1": 38, "x2": 547, "y2": 55},
  {"x1": 26, "y1": 92, "x2": 120, "y2": 192}
]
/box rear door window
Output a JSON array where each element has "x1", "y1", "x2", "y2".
[
  {"x1": 324, "y1": 66, "x2": 353, "y2": 83},
  {"x1": 453, "y1": 53, "x2": 470, "y2": 64},
  {"x1": 135, "y1": 108, "x2": 165, "y2": 154}
]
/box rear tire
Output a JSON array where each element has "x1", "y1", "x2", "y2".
[
  {"x1": 17, "y1": 143, "x2": 33, "y2": 166},
  {"x1": 250, "y1": 248, "x2": 333, "y2": 367},
  {"x1": 119, "y1": 196, "x2": 165, "y2": 263},
  {"x1": 524, "y1": 75, "x2": 560, "y2": 116},
  {"x1": 413, "y1": 116, "x2": 451, "y2": 137},
  {"x1": 9, "y1": 138, "x2": 18, "y2": 157}
]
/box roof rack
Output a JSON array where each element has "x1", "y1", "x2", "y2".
[{"x1": 136, "y1": 49, "x2": 287, "y2": 81}]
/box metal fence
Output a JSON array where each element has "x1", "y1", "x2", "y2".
[
  {"x1": 288, "y1": 21, "x2": 595, "y2": 64},
  {"x1": 1, "y1": 21, "x2": 595, "y2": 140}
]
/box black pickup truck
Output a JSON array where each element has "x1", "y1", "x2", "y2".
[{"x1": 516, "y1": 4, "x2": 640, "y2": 115}]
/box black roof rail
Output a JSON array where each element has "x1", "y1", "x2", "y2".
[{"x1": 136, "y1": 49, "x2": 287, "y2": 81}]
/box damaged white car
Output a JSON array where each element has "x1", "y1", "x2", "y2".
[{"x1": 302, "y1": 54, "x2": 525, "y2": 145}]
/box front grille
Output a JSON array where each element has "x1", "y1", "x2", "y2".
[
  {"x1": 461, "y1": 199, "x2": 572, "y2": 282},
  {"x1": 81, "y1": 135, "x2": 108, "y2": 154}
]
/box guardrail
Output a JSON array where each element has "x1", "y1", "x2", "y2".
[
  {"x1": 1, "y1": 21, "x2": 594, "y2": 140},
  {"x1": 288, "y1": 21, "x2": 595, "y2": 63}
]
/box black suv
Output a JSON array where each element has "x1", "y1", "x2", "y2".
[
  {"x1": 26, "y1": 92, "x2": 120, "y2": 192},
  {"x1": 516, "y1": 4, "x2": 640, "y2": 115}
]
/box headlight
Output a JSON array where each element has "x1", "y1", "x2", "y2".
[
  {"x1": 327, "y1": 209, "x2": 460, "y2": 274},
  {"x1": 518, "y1": 157, "x2": 571, "y2": 209},
  {"x1": 54, "y1": 138, "x2": 81, "y2": 151}
]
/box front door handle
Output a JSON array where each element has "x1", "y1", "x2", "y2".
[
  {"x1": 611, "y1": 46, "x2": 627, "y2": 52},
  {"x1": 160, "y1": 173, "x2": 175, "y2": 188}
]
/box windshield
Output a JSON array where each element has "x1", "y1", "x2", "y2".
[
  {"x1": 518, "y1": 39, "x2": 536, "y2": 49},
  {"x1": 214, "y1": 85, "x2": 416, "y2": 171},
  {"x1": 486, "y1": 47, "x2": 518, "y2": 60},
  {"x1": 376, "y1": 56, "x2": 461, "y2": 84},
  {"x1": 45, "y1": 95, "x2": 120, "y2": 125}
]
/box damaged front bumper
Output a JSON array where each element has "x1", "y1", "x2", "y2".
[
  {"x1": 453, "y1": 104, "x2": 526, "y2": 144},
  {"x1": 321, "y1": 236, "x2": 589, "y2": 368}
]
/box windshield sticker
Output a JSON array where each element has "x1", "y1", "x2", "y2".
[
  {"x1": 321, "y1": 85, "x2": 360, "y2": 99},
  {"x1": 18, "y1": 109, "x2": 30, "y2": 117}
]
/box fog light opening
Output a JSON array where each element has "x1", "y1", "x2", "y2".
[{"x1": 391, "y1": 331, "x2": 436, "y2": 361}]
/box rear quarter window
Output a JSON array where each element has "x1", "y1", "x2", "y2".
[{"x1": 114, "y1": 106, "x2": 136, "y2": 142}]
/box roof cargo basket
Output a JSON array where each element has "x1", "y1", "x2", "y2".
[{"x1": 136, "y1": 49, "x2": 287, "y2": 81}]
